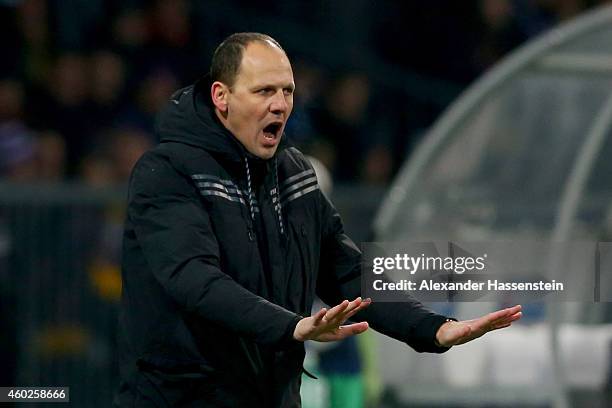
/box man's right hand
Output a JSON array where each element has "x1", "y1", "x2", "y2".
[{"x1": 293, "y1": 297, "x2": 371, "y2": 342}]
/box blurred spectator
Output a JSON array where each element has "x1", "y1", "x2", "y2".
[
  {"x1": 117, "y1": 67, "x2": 179, "y2": 139},
  {"x1": 363, "y1": 145, "x2": 393, "y2": 185},
  {"x1": 0, "y1": 121, "x2": 38, "y2": 181},
  {"x1": 0, "y1": 123, "x2": 66, "y2": 183},
  {"x1": 108, "y1": 128, "x2": 152, "y2": 182},
  {"x1": 88, "y1": 50, "x2": 127, "y2": 130},
  {"x1": 16, "y1": 0, "x2": 52, "y2": 86},
  {"x1": 38, "y1": 131, "x2": 66, "y2": 181},
  {"x1": 312, "y1": 72, "x2": 394, "y2": 184},
  {"x1": 473, "y1": 0, "x2": 529, "y2": 71},
  {"x1": 312, "y1": 73, "x2": 370, "y2": 181},
  {"x1": 79, "y1": 154, "x2": 116, "y2": 188},
  {"x1": 140, "y1": 0, "x2": 200, "y2": 84},
  {"x1": 150, "y1": 0, "x2": 191, "y2": 49},
  {"x1": 0, "y1": 78, "x2": 25, "y2": 121},
  {"x1": 50, "y1": 53, "x2": 90, "y2": 108},
  {"x1": 109, "y1": 6, "x2": 151, "y2": 73},
  {"x1": 111, "y1": 6, "x2": 150, "y2": 51},
  {"x1": 28, "y1": 52, "x2": 91, "y2": 176},
  {"x1": 285, "y1": 61, "x2": 324, "y2": 150},
  {"x1": 80, "y1": 127, "x2": 152, "y2": 186}
]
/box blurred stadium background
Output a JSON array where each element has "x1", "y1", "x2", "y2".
[{"x1": 1, "y1": 0, "x2": 612, "y2": 407}]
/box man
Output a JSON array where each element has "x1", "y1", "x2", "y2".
[{"x1": 115, "y1": 33, "x2": 521, "y2": 407}]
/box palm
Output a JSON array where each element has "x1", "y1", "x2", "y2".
[
  {"x1": 294, "y1": 297, "x2": 371, "y2": 342},
  {"x1": 436, "y1": 305, "x2": 522, "y2": 347}
]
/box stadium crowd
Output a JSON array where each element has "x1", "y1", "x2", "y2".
[{"x1": 0, "y1": 0, "x2": 605, "y2": 186}]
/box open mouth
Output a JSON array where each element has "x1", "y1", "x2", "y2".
[{"x1": 263, "y1": 122, "x2": 282, "y2": 140}]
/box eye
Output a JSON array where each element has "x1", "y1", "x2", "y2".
[
  {"x1": 257, "y1": 88, "x2": 273, "y2": 95},
  {"x1": 283, "y1": 88, "x2": 294, "y2": 96}
]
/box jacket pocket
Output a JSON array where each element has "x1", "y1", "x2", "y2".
[
  {"x1": 136, "y1": 356, "x2": 214, "y2": 375},
  {"x1": 135, "y1": 358, "x2": 216, "y2": 407}
]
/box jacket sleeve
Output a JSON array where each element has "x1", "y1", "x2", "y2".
[
  {"x1": 316, "y1": 191, "x2": 451, "y2": 353},
  {"x1": 127, "y1": 152, "x2": 301, "y2": 347}
]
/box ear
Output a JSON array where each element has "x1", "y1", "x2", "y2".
[{"x1": 211, "y1": 81, "x2": 229, "y2": 113}]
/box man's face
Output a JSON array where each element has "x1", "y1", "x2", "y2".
[{"x1": 217, "y1": 42, "x2": 294, "y2": 159}]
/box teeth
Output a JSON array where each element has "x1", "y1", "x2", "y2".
[{"x1": 263, "y1": 122, "x2": 281, "y2": 140}]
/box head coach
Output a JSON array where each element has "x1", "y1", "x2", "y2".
[{"x1": 114, "y1": 33, "x2": 522, "y2": 407}]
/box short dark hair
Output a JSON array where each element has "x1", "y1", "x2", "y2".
[{"x1": 210, "y1": 33, "x2": 285, "y2": 88}]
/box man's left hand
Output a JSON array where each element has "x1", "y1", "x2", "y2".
[{"x1": 435, "y1": 305, "x2": 522, "y2": 347}]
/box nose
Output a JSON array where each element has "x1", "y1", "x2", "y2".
[{"x1": 269, "y1": 90, "x2": 289, "y2": 115}]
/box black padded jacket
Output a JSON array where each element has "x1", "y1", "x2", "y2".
[{"x1": 114, "y1": 78, "x2": 451, "y2": 407}]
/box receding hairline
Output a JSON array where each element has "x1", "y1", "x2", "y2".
[
  {"x1": 232, "y1": 40, "x2": 290, "y2": 80},
  {"x1": 243, "y1": 39, "x2": 290, "y2": 60},
  {"x1": 258, "y1": 38, "x2": 284, "y2": 52},
  {"x1": 210, "y1": 33, "x2": 289, "y2": 87}
]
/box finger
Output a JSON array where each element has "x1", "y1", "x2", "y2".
[
  {"x1": 494, "y1": 305, "x2": 522, "y2": 319},
  {"x1": 327, "y1": 297, "x2": 362, "y2": 325},
  {"x1": 475, "y1": 305, "x2": 522, "y2": 330},
  {"x1": 338, "y1": 297, "x2": 365, "y2": 319},
  {"x1": 496, "y1": 311, "x2": 522, "y2": 326},
  {"x1": 492, "y1": 322, "x2": 512, "y2": 330},
  {"x1": 485, "y1": 308, "x2": 515, "y2": 323},
  {"x1": 508, "y1": 304, "x2": 522, "y2": 313},
  {"x1": 324, "y1": 300, "x2": 350, "y2": 322},
  {"x1": 490, "y1": 310, "x2": 523, "y2": 327},
  {"x1": 495, "y1": 305, "x2": 522, "y2": 321},
  {"x1": 345, "y1": 298, "x2": 371, "y2": 319},
  {"x1": 338, "y1": 297, "x2": 361, "y2": 316},
  {"x1": 313, "y1": 322, "x2": 369, "y2": 342},
  {"x1": 504, "y1": 311, "x2": 522, "y2": 322},
  {"x1": 343, "y1": 298, "x2": 372, "y2": 321},
  {"x1": 479, "y1": 311, "x2": 521, "y2": 334},
  {"x1": 313, "y1": 308, "x2": 327, "y2": 324},
  {"x1": 330, "y1": 321, "x2": 369, "y2": 340}
]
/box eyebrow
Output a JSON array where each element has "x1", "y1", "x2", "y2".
[{"x1": 251, "y1": 82, "x2": 295, "y2": 91}]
